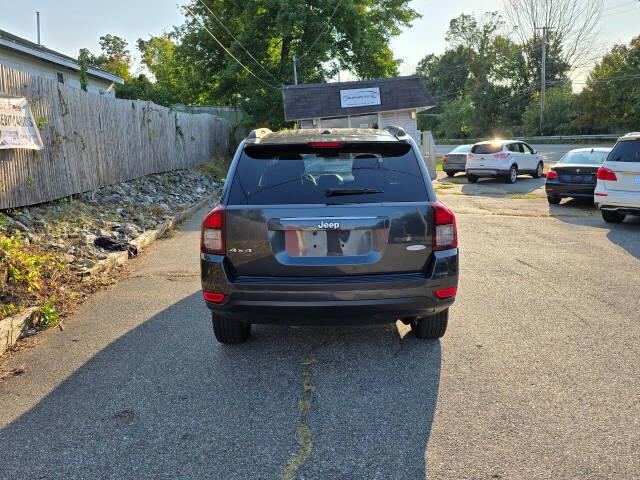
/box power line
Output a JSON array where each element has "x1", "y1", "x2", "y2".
[
  {"x1": 194, "y1": 0, "x2": 283, "y2": 85},
  {"x1": 298, "y1": 0, "x2": 344, "y2": 63},
  {"x1": 184, "y1": 4, "x2": 280, "y2": 90}
]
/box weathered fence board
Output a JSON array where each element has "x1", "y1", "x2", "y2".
[{"x1": 0, "y1": 64, "x2": 231, "y2": 209}]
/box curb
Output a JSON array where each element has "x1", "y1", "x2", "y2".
[
  {"x1": 0, "y1": 307, "x2": 38, "y2": 356},
  {"x1": 0, "y1": 194, "x2": 217, "y2": 355},
  {"x1": 79, "y1": 194, "x2": 217, "y2": 280}
]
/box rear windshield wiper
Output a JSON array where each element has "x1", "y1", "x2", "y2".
[{"x1": 325, "y1": 188, "x2": 384, "y2": 197}]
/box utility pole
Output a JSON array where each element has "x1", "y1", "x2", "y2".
[
  {"x1": 36, "y1": 11, "x2": 41, "y2": 45},
  {"x1": 540, "y1": 26, "x2": 547, "y2": 136},
  {"x1": 533, "y1": 26, "x2": 550, "y2": 136},
  {"x1": 292, "y1": 53, "x2": 298, "y2": 85}
]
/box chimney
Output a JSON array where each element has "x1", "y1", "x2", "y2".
[{"x1": 36, "y1": 11, "x2": 41, "y2": 45}]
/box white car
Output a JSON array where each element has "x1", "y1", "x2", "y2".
[
  {"x1": 594, "y1": 132, "x2": 640, "y2": 223},
  {"x1": 465, "y1": 140, "x2": 544, "y2": 184}
]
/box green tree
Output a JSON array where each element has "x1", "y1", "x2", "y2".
[
  {"x1": 77, "y1": 48, "x2": 91, "y2": 92},
  {"x1": 522, "y1": 86, "x2": 577, "y2": 135},
  {"x1": 176, "y1": 0, "x2": 420, "y2": 128},
  {"x1": 575, "y1": 36, "x2": 640, "y2": 133},
  {"x1": 136, "y1": 35, "x2": 201, "y2": 105},
  {"x1": 435, "y1": 95, "x2": 474, "y2": 138},
  {"x1": 87, "y1": 34, "x2": 132, "y2": 80},
  {"x1": 416, "y1": 46, "x2": 472, "y2": 100}
]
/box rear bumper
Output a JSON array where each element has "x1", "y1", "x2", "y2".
[
  {"x1": 466, "y1": 168, "x2": 507, "y2": 178},
  {"x1": 594, "y1": 187, "x2": 640, "y2": 213},
  {"x1": 545, "y1": 181, "x2": 595, "y2": 198},
  {"x1": 444, "y1": 164, "x2": 465, "y2": 173},
  {"x1": 200, "y1": 249, "x2": 459, "y2": 324}
]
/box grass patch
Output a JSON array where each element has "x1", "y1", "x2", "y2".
[
  {"x1": 195, "y1": 155, "x2": 231, "y2": 183},
  {"x1": 436, "y1": 184, "x2": 453, "y2": 190},
  {"x1": 436, "y1": 156, "x2": 443, "y2": 171},
  {"x1": 507, "y1": 193, "x2": 545, "y2": 199},
  {"x1": 442, "y1": 177, "x2": 467, "y2": 185}
]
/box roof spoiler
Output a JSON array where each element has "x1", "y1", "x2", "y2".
[
  {"x1": 383, "y1": 126, "x2": 407, "y2": 139},
  {"x1": 247, "y1": 128, "x2": 272, "y2": 139}
]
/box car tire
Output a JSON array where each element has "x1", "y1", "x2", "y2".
[
  {"x1": 547, "y1": 195, "x2": 561, "y2": 205},
  {"x1": 533, "y1": 162, "x2": 544, "y2": 178},
  {"x1": 467, "y1": 174, "x2": 478, "y2": 183},
  {"x1": 601, "y1": 210, "x2": 625, "y2": 223},
  {"x1": 411, "y1": 309, "x2": 448, "y2": 339},
  {"x1": 212, "y1": 314, "x2": 251, "y2": 344},
  {"x1": 505, "y1": 165, "x2": 518, "y2": 184},
  {"x1": 445, "y1": 171, "x2": 455, "y2": 177}
]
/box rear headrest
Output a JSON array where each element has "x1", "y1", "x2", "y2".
[
  {"x1": 261, "y1": 160, "x2": 304, "y2": 186},
  {"x1": 353, "y1": 155, "x2": 379, "y2": 171}
]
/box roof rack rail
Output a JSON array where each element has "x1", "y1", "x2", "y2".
[
  {"x1": 247, "y1": 128, "x2": 273, "y2": 139},
  {"x1": 383, "y1": 125, "x2": 407, "y2": 138}
]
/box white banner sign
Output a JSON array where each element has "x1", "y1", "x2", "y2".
[
  {"x1": 0, "y1": 95, "x2": 44, "y2": 150},
  {"x1": 340, "y1": 88, "x2": 381, "y2": 108}
]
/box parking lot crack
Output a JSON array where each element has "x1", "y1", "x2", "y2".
[{"x1": 281, "y1": 353, "x2": 316, "y2": 480}]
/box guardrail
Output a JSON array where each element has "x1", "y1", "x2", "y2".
[{"x1": 435, "y1": 134, "x2": 620, "y2": 145}]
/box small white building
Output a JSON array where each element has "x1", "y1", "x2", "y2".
[
  {"x1": 282, "y1": 76, "x2": 436, "y2": 143},
  {"x1": 0, "y1": 29, "x2": 123, "y2": 97}
]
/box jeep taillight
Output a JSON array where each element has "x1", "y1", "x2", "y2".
[
  {"x1": 431, "y1": 202, "x2": 458, "y2": 251},
  {"x1": 201, "y1": 206, "x2": 225, "y2": 254}
]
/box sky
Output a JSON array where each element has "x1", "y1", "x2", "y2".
[{"x1": 2, "y1": 0, "x2": 639, "y2": 85}]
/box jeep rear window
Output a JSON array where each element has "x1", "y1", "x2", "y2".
[
  {"x1": 471, "y1": 143, "x2": 503, "y2": 154},
  {"x1": 607, "y1": 140, "x2": 640, "y2": 163},
  {"x1": 227, "y1": 143, "x2": 428, "y2": 205}
]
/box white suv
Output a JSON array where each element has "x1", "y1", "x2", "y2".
[
  {"x1": 465, "y1": 140, "x2": 544, "y2": 184},
  {"x1": 594, "y1": 132, "x2": 640, "y2": 223}
]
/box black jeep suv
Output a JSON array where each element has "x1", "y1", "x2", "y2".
[{"x1": 200, "y1": 127, "x2": 459, "y2": 343}]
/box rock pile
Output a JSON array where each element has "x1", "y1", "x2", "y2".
[{"x1": 2, "y1": 169, "x2": 219, "y2": 275}]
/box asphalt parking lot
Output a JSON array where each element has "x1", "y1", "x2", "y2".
[{"x1": 0, "y1": 172, "x2": 638, "y2": 479}]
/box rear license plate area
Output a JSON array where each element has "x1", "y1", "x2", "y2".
[{"x1": 285, "y1": 229, "x2": 372, "y2": 257}]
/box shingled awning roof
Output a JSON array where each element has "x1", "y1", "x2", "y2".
[{"x1": 282, "y1": 75, "x2": 435, "y2": 122}]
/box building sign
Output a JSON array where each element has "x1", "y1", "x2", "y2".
[
  {"x1": 0, "y1": 95, "x2": 44, "y2": 150},
  {"x1": 340, "y1": 88, "x2": 381, "y2": 108}
]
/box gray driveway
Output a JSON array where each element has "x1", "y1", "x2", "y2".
[{"x1": 1, "y1": 197, "x2": 638, "y2": 479}]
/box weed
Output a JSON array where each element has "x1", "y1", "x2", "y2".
[
  {"x1": 37, "y1": 116, "x2": 48, "y2": 128},
  {"x1": 282, "y1": 354, "x2": 316, "y2": 480},
  {"x1": 39, "y1": 299, "x2": 59, "y2": 326},
  {"x1": 0, "y1": 233, "x2": 53, "y2": 292},
  {"x1": 508, "y1": 193, "x2": 545, "y2": 199},
  {"x1": 0, "y1": 303, "x2": 18, "y2": 320}
]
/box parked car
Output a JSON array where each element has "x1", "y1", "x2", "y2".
[
  {"x1": 442, "y1": 144, "x2": 473, "y2": 177},
  {"x1": 545, "y1": 148, "x2": 612, "y2": 204},
  {"x1": 465, "y1": 140, "x2": 544, "y2": 184},
  {"x1": 200, "y1": 126, "x2": 459, "y2": 344},
  {"x1": 594, "y1": 132, "x2": 640, "y2": 223}
]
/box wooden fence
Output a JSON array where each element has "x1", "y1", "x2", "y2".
[{"x1": 0, "y1": 64, "x2": 231, "y2": 209}]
